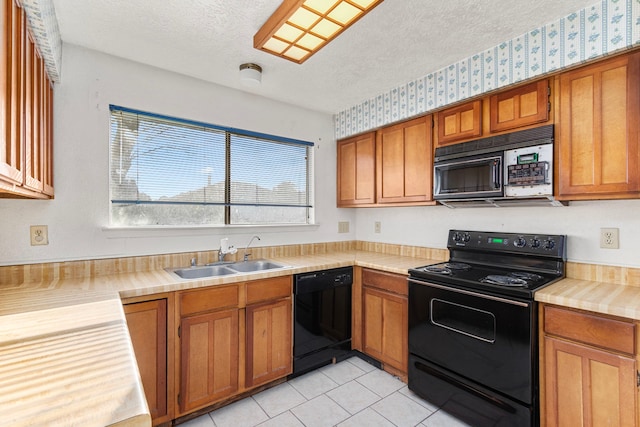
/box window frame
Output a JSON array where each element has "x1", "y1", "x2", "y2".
[{"x1": 109, "y1": 105, "x2": 314, "y2": 227}]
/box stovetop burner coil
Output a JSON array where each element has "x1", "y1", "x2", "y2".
[
  {"x1": 510, "y1": 272, "x2": 543, "y2": 281},
  {"x1": 422, "y1": 262, "x2": 471, "y2": 275},
  {"x1": 422, "y1": 266, "x2": 452, "y2": 275},
  {"x1": 480, "y1": 275, "x2": 528, "y2": 287},
  {"x1": 444, "y1": 262, "x2": 471, "y2": 270}
]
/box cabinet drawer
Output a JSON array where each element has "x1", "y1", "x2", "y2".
[
  {"x1": 180, "y1": 285, "x2": 239, "y2": 316},
  {"x1": 362, "y1": 269, "x2": 407, "y2": 296},
  {"x1": 246, "y1": 276, "x2": 292, "y2": 305},
  {"x1": 544, "y1": 305, "x2": 635, "y2": 355}
]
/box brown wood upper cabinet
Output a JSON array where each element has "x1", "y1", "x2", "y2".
[
  {"x1": 337, "y1": 115, "x2": 433, "y2": 207},
  {"x1": 556, "y1": 51, "x2": 640, "y2": 200},
  {"x1": 436, "y1": 100, "x2": 482, "y2": 146},
  {"x1": 0, "y1": 0, "x2": 53, "y2": 199},
  {"x1": 376, "y1": 115, "x2": 433, "y2": 204},
  {"x1": 435, "y1": 79, "x2": 551, "y2": 147},
  {"x1": 489, "y1": 80, "x2": 549, "y2": 132},
  {"x1": 337, "y1": 132, "x2": 376, "y2": 206}
]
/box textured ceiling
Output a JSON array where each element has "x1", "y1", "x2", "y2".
[{"x1": 51, "y1": 0, "x2": 598, "y2": 114}]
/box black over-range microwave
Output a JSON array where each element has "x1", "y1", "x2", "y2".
[{"x1": 433, "y1": 125, "x2": 563, "y2": 207}]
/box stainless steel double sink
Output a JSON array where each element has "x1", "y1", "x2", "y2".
[{"x1": 169, "y1": 259, "x2": 287, "y2": 280}]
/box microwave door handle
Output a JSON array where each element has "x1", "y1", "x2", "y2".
[{"x1": 492, "y1": 159, "x2": 501, "y2": 189}]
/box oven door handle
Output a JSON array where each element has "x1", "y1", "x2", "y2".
[{"x1": 408, "y1": 278, "x2": 529, "y2": 307}]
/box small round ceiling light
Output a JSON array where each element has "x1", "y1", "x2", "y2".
[{"x1": 239, "y1": 63, "x2": 262, "y2": 87}]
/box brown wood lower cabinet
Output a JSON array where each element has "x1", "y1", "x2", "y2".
[
  {"x1": 361, "y1": 268, "x2": 408, "y2": 377},
  {"x1": 246, "y1": 297, "x2": 292, "y2": 387},
  {"x1": 178, "y1": 285, "x2": 240, "y2": 414},
  {"x1": 541, "y1": 304, "x2": 638, "y2": 427},
  {"x1": 180, "y1": 308, "x2": 239, "y2": 412},
  {"x1": 123, "y1": 298, "x2": 171, "y2": 426},
  {"x1": 176, "y1": 276, "x2": 292, "y2": 417},
  {"x1": 245, "y1": 275, "x2": 293, "y2": 388}
]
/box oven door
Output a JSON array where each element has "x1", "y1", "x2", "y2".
[
  {"x1": 434, "y1": 153, "x2": 503, "y2": 200},
  {"x1": 408, "y1": 279, "x2": 534, "y2": 404}
]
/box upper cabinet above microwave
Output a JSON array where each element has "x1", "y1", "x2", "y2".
[{"x1": 435, "y1": 79, "x2": 551, "y2": 147}]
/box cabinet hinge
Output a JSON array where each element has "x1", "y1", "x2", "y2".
[
  {"x1": 637, "y1": 371, "x2": 640, "y2": 387},
  {"x1": 178, "y1": 326, "x2": 181, "y2": 338},
  {"x1": 548, "y1": 101, "x2": 551, "y2": 112}
]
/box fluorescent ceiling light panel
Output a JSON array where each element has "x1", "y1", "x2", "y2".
[{"x1": 254, "y1": 0, "x2": 384, "y2": 64}]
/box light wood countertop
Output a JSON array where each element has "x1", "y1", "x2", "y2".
[
  {"x1": 0, "y1": 250, "x2": 439, "y2": 427},
  {"x1": 0, "y1": 288, "x2": 151, "y2": 426},
  {"x1": 535, "y1": 277, "x2": 640, "y2": 321}
]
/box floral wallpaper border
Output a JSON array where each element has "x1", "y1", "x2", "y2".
[
  {"x1": 20, "y1": 0, "x2": 62, "y2": 82},
  {"x1": 335, "y1": 0, "x2": 640, "y2": 139}
]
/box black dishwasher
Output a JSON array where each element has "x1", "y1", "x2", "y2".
[{"x1": 292, "y1": 266, "x2": 353, "y2": 377}]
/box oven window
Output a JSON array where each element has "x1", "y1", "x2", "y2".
[{"x1": 430, "y1": 299, "x2": 496, "y2": 343}]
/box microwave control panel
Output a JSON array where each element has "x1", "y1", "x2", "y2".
[
  {"x1": 504, "y1": 144, "x2": 553, "y2": 197},
  {"x1": 507, "y1": 161, "x2": 549, "y2": 185}
]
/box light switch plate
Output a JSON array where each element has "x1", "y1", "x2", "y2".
[
  {"x1": 374, "y1": 221, "x2": 381, "y2": 233},
  {"x1": 30, "y1": 225, "x2": 49, "y2": 246},
  {"x1": 338, "y1": 221, "x2": 349, "y2": 233}
]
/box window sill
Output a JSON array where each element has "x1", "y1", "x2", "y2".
[{"x1": 101, "y1": 223, "x2": 320, "y2": 239}]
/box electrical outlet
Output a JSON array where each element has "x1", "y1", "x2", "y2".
[
  {"x1": 600, "y1": 227, "x2": 619, "y2": 249},
  {"x1": 338, "y1": 221, "x2": 349, "y2": 233},
  {"x1": 374, "y1": 221, "x2": 381, "y2": 233},
  {"x1": 30, "y1": 225, "x2": 49, "y2": 246}
]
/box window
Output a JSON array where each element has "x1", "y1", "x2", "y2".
[{"x1": 109, "y1": 106, "x2": 313, "y2": 226}]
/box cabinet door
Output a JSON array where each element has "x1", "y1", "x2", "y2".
[
  {"x1": 436, "y1": 100, "x2": 482, "y2": 146},
  {"x1": 0, "y1": 0, "x2": 24, "y2": 186},
  {"x1": 376, "y1": 115, "x2": 432, "y2": 204},
  {"x1": 24, "y1": 37, "x2": 51, "y2": 194},
  {"x1": 337, "y1": 132, "x2": 375, "y2": 206},
  {"x1": 557, "y1": 52, "x2": 640, "y2": 199},
  {"x1": 490, "y1": 80, "x2": 549, "y2": 132},
  {"x1": 362, "y1": 287, "x2": 407, "y2": 373},
  {"x1": 245, "y1": 298, "x2": 292, "y2": 388},
  {"x1": 544, "y1": 336, "x2": 637, "y2": 427},
  {"x1": 124, "y1": 299, "x2": 169, "y2": 425},
  {"x1": 180, "y1": 308, "x2": 239, "y2": 413}
]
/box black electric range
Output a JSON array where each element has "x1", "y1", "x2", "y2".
[{"x1": 407, "y1": 229, "x2": 566, "y2": 427}]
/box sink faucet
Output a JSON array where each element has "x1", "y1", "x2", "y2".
[
  {"x1": 243, "y1": 235, "x2": 261, "y2": 261},
  {"x1": 218, "y1": 237, "x2": 237, "y2": 262}
]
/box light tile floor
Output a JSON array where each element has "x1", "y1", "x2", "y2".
[{"x1": 179, "y1": 357, "x2": 472, "y2": 427}]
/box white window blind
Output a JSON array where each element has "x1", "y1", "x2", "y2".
[{"x1": 109, "y1": 106, "x2": 313, "y2": 226}]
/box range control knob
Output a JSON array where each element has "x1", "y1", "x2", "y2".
[
  {"x1": 453, "y1": 232, "x2": 463, "y2": 243},
  {"x1": 514, "y1": 237, "x2": 527, "y2": 248},
  {"x1": 463, "y1": 233, "x2": 471, "y2": 242},
  {"x1": 543, "y1": 239, "x2": 556, "y2": 250},
  {"x1": 530, "y1": 238, "x2": 541, "y2": 249}
]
